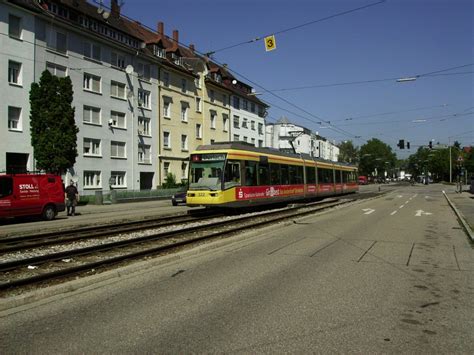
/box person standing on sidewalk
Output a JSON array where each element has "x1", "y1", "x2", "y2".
[{"x1": 65, "y1": 180, "x2": 79, "y2": 216}]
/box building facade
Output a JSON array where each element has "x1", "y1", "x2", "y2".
[{"x1": 266, "y1": 117, "x2": 339, "y2": 162}]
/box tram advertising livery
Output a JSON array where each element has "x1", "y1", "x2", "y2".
[{"x1": 186, "y1": 142, "x2": 358, "y2": 208}]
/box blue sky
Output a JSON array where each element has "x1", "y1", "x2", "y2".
[{"x1": 111, "y1": 0, "x2": 473, "y2": 158}]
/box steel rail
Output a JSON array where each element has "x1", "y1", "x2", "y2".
[{"x1": 0, "y1": 199, "x2": 345, "y2": 291}]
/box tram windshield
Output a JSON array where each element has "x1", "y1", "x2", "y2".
[{"x1": 189, "y1": 155, "x2": 225, "y2": 191}]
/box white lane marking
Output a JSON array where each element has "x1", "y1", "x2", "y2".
[
  {"x1": 390, "y1": 210, "x2": 398, "y2": 216},
  {"x1": 399, "y1": 205, "x2": 405, "y2": 209},
  {"x1": 397, "y1": 195, "x2": 403, "y2": 198},
  {"x1": 362, "y1": 208, "x2": 375, "y2": 215},
  {"x1": 405, "y1": 200, "x2": 410, "y2": 204},
  {"x1": 415, "y1": 210, "x2": 433, "y2": 217}
]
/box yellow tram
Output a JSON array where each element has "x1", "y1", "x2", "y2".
[{"x1": 186, "y1": 142, "x2": 358, "y2": 208}]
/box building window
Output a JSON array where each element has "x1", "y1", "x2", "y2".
[
  {"x1": 8, "y1": 61, "x2": 21, "y2": 85},
  {"x1": 83, "y1": 138, "x2": 101, "y2": 156},
  {"x1": 138, "y1": 89, "x2": 150, "y2": 109},
  {"x1": 181, "y1": 78, "x2": 187, "y2": 93},
  {"x1": 111, "y1": 52, "x2": 125, "y2": 69},
  {"x1": 233, "y1": 134, "x2": 239, "y2": 141},
  {"x1": 243, "y1": 136, "x2": 248, "y2": 142},
  {"x1": 84, "y1": 171, "x2": 101, "y2": 188},
  {"x1": 138, "y1": 116, "x2": 150, "y2": 135},
  {"x1": 181, "y1": 134, "x2": 188, "y2": 151},
  {"x1": 46, "y1": 62, "x2": 67, "y2": 77},
  {"x1": 251, "y1": 102, "x2": 256, "y2": 113},
  {"x1": 209, "y1": 89, "x2": 215, "y2": 103},
  {"x1": 8, "y1": 106, "x2": 21, "y2": 130},
  {"x1": 110, "y1": 81, "x2": 125, "y2": 99},
  {"x1": 251, "y1": 138, "x2": 256, "y2": 146},
  {"x1": 137, "y1": 62, "x2": 151, "y2": 81},
  {"x1": 83, "y1": 41, "x2": 101, "y2": 61},
  {"x1": 243, "y1": 100, "x2": 248, "y2": 110},
  {"x1": 110, "y1": 141, "x2": 126, "y2": 158},
  {"x1": 110, "y1": 111, "x2": 126, "y2": 128},
  {"x1": 223, "y1": 114, "x2": 229, "y2": 132},
  {"x1": 163, "y1": 162, "x2": 170, "y2": 176},
  {"x1": 210, "y1": 111, "x2": 216, "y2": 129},
  {"x1": 223, "y1": 94, "x2": 227, "y2": 107},
  {"x1": 195, "y1": 74, "x2": 201, "y2": 89},
  {"x1": 258, "y1": 139, "x2": 263, "y2": 147},
  {"x1": 83, "y1": 105, "x2": 101, "y2": 125},
  {"x1": 242, "y1": 118, "x2": 248, "y2": 129},
  {"x1": 251, "y1": 121, "x2": 255, "y2": 130},
  {"x1": 233, "y1": 115, "x2": 240, "y2": 129},
  {"x1": 47, "y1": 29, "x2": 67, "y2": 54},
  {"x1": 196, "y1": 123, "x2": 202, "y2": 139},
  {"x1": 163, "y1": 98, "x2": 171, "y2": 118},
  {"x1": 138, "y1": 144, "x2": 151, "y2": 164},
  {"x1": 9, "y1": 14, "x2": 21, "y2": 39},
  {"x1": 83, "y1": 73, "x2": 101, "y2": 93},
  {"x1": 163, "y1": 131, "x2": 170, "y2": 149},
  {"x1": 181, "y1": 163, "x2": 187, "y2": 180},
  {"x1": 163, "y1": 71, "x2": 170, "y2": 87},
  {"x1": 196, "y1": 97, "x2": 202, "y2": 112},
  {"x1": 110, "y1": 171, "x2": 126, "y2": 187},
  {"x1": 233, "y1": 96, "x2": 240, "y2": 109},
  {"x1": 258, "y1": 123, "x2": 264, "y2": 135},
  {"x1": 181, "y1": 102, "x2": 188, "y2": 122}
]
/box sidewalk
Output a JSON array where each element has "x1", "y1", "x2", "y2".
[
  {"x1": 0, "y1": 199, "x2": 189, "y2": 238},
  {"x1": 442, "y1": 184, "x2": 474, "y2": 242}
]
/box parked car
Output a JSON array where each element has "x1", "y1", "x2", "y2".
[
  {"x1": 0, "y1": 173, "x2": 65, "y2": 221},
  {"x1": 171, "y1": 191, "x2": 187, "y2": 206}
]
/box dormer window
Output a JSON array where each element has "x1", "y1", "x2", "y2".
[
  {"x1": 153, "y1": 45, "x2": 166, "y2": 58},
  {"x1": 171, "y1": 53, "x2": 182, "y2": 66},
  {"x1": 214, "y1": 73, "x2": 222, "y2": 83}
]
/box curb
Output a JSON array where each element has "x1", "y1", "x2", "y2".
[{"x1": 442, "y1": 190, "x2": 474, "y2": 242}]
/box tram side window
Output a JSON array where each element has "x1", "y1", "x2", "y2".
[
  {"x1": 288, "y1": 165, "x2": 296, "y2": 185},
  {"x1": 280, "y1": 165, "x2": 289, "y2": 185},
  {"x1": 0, "y1": 177, "x2": 13, "y2": 198},
  {"x1": 318, "y1": 168, "x2": 333, "y2": 184},
  {"x1": 244, "y1": 161, "x2": 257, "y2": 186},
  {"x1": 335, "y1": 170, "x2": 342, "y2": 183},
  {"x1": 306, "y1": 166, "x2": 316, "y2": 184},
  {"x1": 270, "y1": 164, "x2": 281, "y2": 185},
  {"x1": 296, "y1": 166, "x2": 304, "y2": 184},
  {"x1": 258, "y1": 164, "x2": 270, "y2": 186},
  {"x1": 224, "y1": 160, "x2": 241, "y2": 189}
]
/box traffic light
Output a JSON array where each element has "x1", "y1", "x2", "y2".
[
  {"x1": 407, "y1": 142, "x2": 410, "y2": 149},
  {"x1": 398, "y1": 139, "x2": 405, "y2": 149},
  {"x1": 429, "y1": 141, "x2": 433, "y2": 149}
]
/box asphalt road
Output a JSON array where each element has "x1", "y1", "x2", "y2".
[{"x1": 1, "y1": 184, "x2": 473, "y2": 353}]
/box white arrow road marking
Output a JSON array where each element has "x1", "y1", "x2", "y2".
[
  {"x1": 415, "y1": 210, "x2": 433, "y2": 217},
  {"x1": 362, "y1": 208, "x2": 375, "y2": 215}
]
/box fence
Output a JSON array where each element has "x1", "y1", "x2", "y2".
[{"x1": 78, "y1": 187, "x2": 185, "y2": 205}]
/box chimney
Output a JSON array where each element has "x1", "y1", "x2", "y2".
[
  {"x1": 189, "y1": 44, "x2": 195, "y2": 52},
  {"x1": 172, "y1": 30, "x2": 179, "y2": 44},
  {"x1": 157, "y1": 21, "x2": 164, "y2": 36},
  {"x1": 111, "y1": 0, "x2": 120, "y2": 18}
]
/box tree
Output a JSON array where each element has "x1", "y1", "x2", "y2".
[
  {"x1": 358, "y1": 138, "x2": 397, "y2": 178},
  {"x1": 338, "y1": 140, "x2": 359, "y2": 164},
  {"x1": 30, "y1": 70, "x2": 78, "y2": 174}
]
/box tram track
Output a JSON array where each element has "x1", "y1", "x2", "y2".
[{"x1": 0, "y1": 198, "x2": 349, "y2": 292}]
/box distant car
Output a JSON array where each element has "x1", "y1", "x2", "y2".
[{"x1": 171, "y1": 191, "x2": 187, "y2": 206}]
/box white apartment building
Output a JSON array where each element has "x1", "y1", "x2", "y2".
[
  {"x1": 1, "y1": 0, "x2": 160, "y2": 193},
  {"x1": 221, "y1": 76, "x2": 267, "y2": 147},
  {"x1": 266, "y1": 117, "x2": 339, "y2": 162}
]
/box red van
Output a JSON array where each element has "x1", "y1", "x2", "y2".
[
  {"x1": 358, "y1": 176, "x2": 368, "y2": 185},
  {"x1": 0, "y1": 174, "x2": 65, "y2": 221}
]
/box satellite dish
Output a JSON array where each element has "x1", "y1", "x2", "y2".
[
  {"x1": 125, "y1": 65, "x2": 134, "y2": 75},
  {"x1": 140, "y1": 42, "x2": 146, "y2": 49},
  {"x1": 71, "y1": 175, "x2": 79, "y2": 183},
  {"x1": 232, "y1": 79, "x2": 237, "y2": 85},
  {"x1": 102, "y1": 11, "x2": 110, "y2": 20},
  {"x1": 97, "y1": 7, "x2": 104, "y2": 14},
  {"x1": 127, "y1": 89, "x2": 134, "y2": 99}
]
